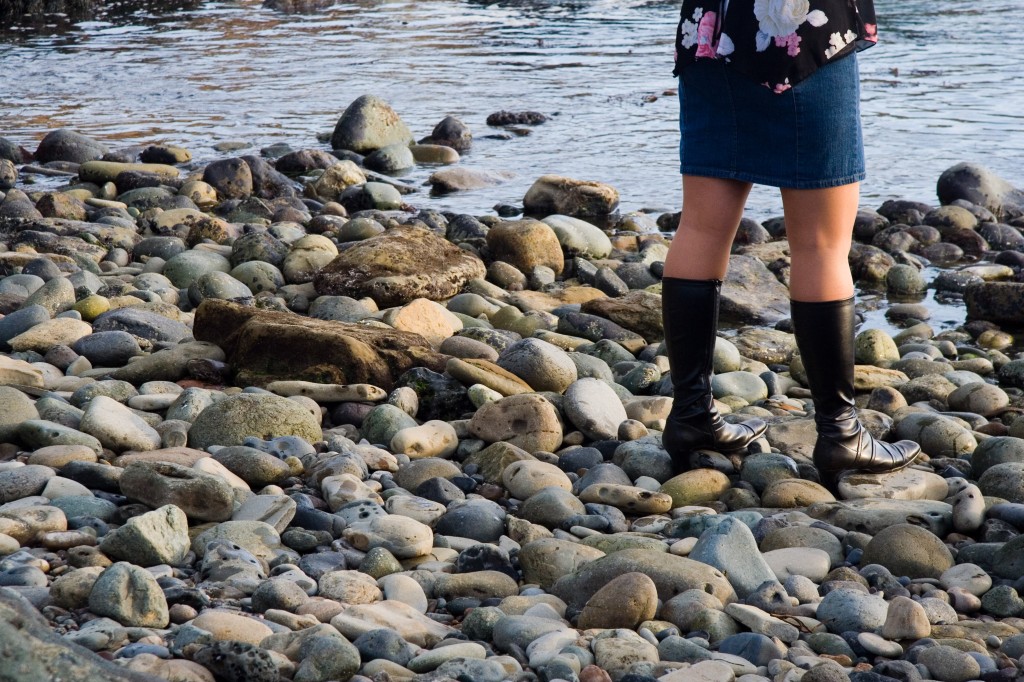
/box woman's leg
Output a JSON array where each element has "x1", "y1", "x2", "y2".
[
  {"x1": 782, "y1": 183, "x2": 920, "y2": 493},
  {"x1": 781, "y1": 183, "x2": 859, "y2": 302},
  {"x1": 663, "y1": 175, "x2": 754, "y2": 279},
  {"x1": 661, "y1": 175, "x2": 765, "y2": 469}
]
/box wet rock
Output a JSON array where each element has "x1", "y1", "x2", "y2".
[
  {"x1": 428, "y1": 167, "x2": 514, "y2": 193},
  {"x1": 331, "y1": 94, "x2": 414, "y2": 154},
  {"x1": 36, "y1": 128, "x2": 107, "y2": 164},
  {"x1": 522, "y1": 174, "x2": 619, "y2": 217},
  {"x1": 202, "y1": 157, "x2": 253, "y2": 199},
  {"x1": 965, "y1": 281, "x2": 1024, "y2": 325},
  {"x1": 426, "y1": 115, "x2": 473, "y2": 151},
  {"x1": 937, "y1": 162, "x2": 1024, "y2": 221}
]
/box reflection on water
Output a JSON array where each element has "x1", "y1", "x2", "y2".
[{"x1": 1, "y1": 0, "x2": 1021, "y2": 228}]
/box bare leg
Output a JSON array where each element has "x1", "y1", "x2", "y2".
[
  {"x1": 663, "y1": 175, "x2": 754, "y2": 280},
  {"x1": 781, "y1": 182, "x2": 860, "y2": 302}
]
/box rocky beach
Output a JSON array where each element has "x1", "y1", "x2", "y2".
[{"x1": 3, "y1": 93, "x2": 1024, "y2": 682}]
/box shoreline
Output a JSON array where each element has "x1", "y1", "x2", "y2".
[{"x1": 3, "y1": 99, "x2": 1024, "y2": 682}]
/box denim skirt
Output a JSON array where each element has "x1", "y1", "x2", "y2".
[{"x1": 678, "y1": 53, "x2": 865, "y2": 189}]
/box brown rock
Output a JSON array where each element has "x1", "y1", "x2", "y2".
[
  {"x1": 860, "y1": 523, "x2": 954, "y2": 579},
  {"x1": 446, "y1": 357, "x2": 533, "y2": 396},
  {"x1": 36, "y1": 193, "x2": 88, "y2": 221},
  {"x1": 580, "y1": 290, "x2": 663, "y2": 342},
  {"x1": 468, "y1": 393, "x2": 563, "y2": 453},
  {"x1": 485, "y1": 219, "x2": 564, "y2": 276},
  {"x1": 428, "y1": 168, "x2": 513, "y2": 193},
  {"x1": 193, "y1": 299, "x2": 447, "y2": 389},
  {"x1": 577, "y1": 572, "x2": 658, "y2": 629},
  {"x1": 463, "y1": 441, "x2": 536, "y2": 484},
  {"x1": 523, "y1": 174, "x2": 619, "y2": 217},
  {"x1": 313, "y1": 225, "x2": 485, "y2": 307}
]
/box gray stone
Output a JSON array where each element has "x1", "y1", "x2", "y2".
[
  {"x1": 497, "y1": 337, "x2": 578, "y2": 393},
  {"x1": 689, "y1": 515, "x2": 780, "y2": 598},
  {"x1": 563, "y1": 377, "x2": 627, "y2": 440},
  {"x1": 816, "y1": 587, "x2": 888, "y2": 634},
  {"x1": 970, "y1": 436, "x2": 1024, "y2": 479},
  {"x1": 71, "y1": 331, "x2": 142, "y2": 367},
  {"x1": 88, "y1": 562, "x2": 169, "y2": 628},
  {"x1": 193, "y1": 641, "x2": 278, "y2": 682},
  {"x1": 99, "y1": 505, "x2": 190, "y2": 567},
  {"x1": 92, "y1": 307, "x2": 191, "y2": 344},
  {"x1": 917, "y1": 644, "x2": 982, "y2": 682},
  {"x1": 719, "y1": 255, "x2": 790, "y2": 326},
  {"x1": 35, "y1": 129, "x2": 107, "y2": 164},
  {"x1": 119, "y1": 461, "x2": 235, "y2": 522},
  {"x1": 0, "y1": 588, "x2": 164, "y2": 682},
  {"x1": 0, "y1": 305, "x2": 50, "y2": 350},
  {"x1": 0, "y1": 465, "x2": 56, "y2": 503},
  {"x1": 331, "y1": 95, "x2": 414, "y2": 154},
  {"x1": 550, "y1": 547, "x2": 735, "y2": 610},
  {"x1": 979, "y1": 462, "x2": 1024, "y2": 503},
  {"x1": 937, "y1": 162, "x2": 1024, "y2": 221},
  {"x1": 860, "y1": 523, "x2": 954, "y2": 579}
]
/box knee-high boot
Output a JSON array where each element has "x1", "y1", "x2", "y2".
[
  {"x1": 661, "y1": 277, "x2": 767, "y2": 467},
  {"x1": 790, "y1": 297, "x2": 921, "y2": 491}
]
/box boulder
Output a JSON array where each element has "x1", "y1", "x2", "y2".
[
  {"x1": 313, "y1": 225, "x2": 486, "y2": 307},
  {"x1": 965, "y1": 281, "x2": 1024, "y2": 325},
  {"x1": 330, "y1": 94, "x2": 414, "y2": 154},
  {"x1": 937, "y1": 162, "x2": 1024, "y2": 221},
  {"x1": 193, "y1": 299, "x2": 447, "y2": 389},
  {"x1": 719, "y1": 255, "x2": 791, "y2": 325}
]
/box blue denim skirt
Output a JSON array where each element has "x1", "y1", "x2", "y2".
[{"x1": 678, "y1": 53, "x2": 865, "y2": 189}]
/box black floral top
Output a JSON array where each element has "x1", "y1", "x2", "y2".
[{"x1": 673, "y1": 0, "x2": 878, "y2": 93}]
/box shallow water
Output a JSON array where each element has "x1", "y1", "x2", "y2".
[{"x1": 2, "y1": 0, "x2": 1022, "y2": 333}]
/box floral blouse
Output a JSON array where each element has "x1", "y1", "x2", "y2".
[{"x1": 673, "y1": 0, "x2": 878, "y2": 93}]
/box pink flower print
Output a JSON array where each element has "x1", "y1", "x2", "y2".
[
  {"x1": 774, "y1": 32, "x2": 801, "y2": 57},
  {"x1": 863, "y1": 22, "x2": 878, "y2": 42},
  {"x1": 695, "y1": 10, "x2": 719, "y2": 58}
]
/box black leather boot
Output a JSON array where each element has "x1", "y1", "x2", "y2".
[
  {"x1": 790, "y1": 297, "x2": 921, "y2": 492},
  {"x1": 661, "y1": 278, "x2": 767, "y2": 467}
]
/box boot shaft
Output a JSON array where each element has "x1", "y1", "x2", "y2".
[
  {"x1": 661, "y1": 277, "x2": 721, "y2": 392},
  {"x1": 789, "y1": 297, "x2": 858, "y2": 423}
]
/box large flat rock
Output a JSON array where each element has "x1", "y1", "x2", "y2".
[{"x1": 193, "y1": 299, "x2": 448, "y2": 389}]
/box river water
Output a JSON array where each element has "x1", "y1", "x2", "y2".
[{"x1": 2, "y1": 0, "x2": 1023, "y2": 331}]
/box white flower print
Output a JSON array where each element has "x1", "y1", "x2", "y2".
[
  {"x1": 753, "y1": 0, "x2": 810, "y2": 38},
  {"x1": 716, "y1": 32, "x2": 735, "y2": 56},
  {"x1": 824, "y1": 29, "x2": 857, "y2": 58},
  {"x1": 806, "y1": 9, "x2": 827, "y2": 27},
  {"x1": 679, "y1": 6, "x2": 704, "y2": 50}
]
